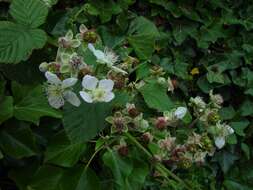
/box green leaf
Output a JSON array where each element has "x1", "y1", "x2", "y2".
[
  {"x1": 224, "y1": 180, "x2": 252, "y2": 190},
  {"x1": 0, "y1": 96, "x2": 13, "y2": 124},
  {"x1": 44, "y1": 131, "x2": 86, "y2": 167},
  {"x1": 10, "y1": 0, "x2": 48, "y2": 28},
  {"x1": 219, "y1": 106, "x2": 236, "y2": 120},
  {"x1": 0, "y1": 22, "x2": 47, "y2": 63},
  {"x1": 241, "y1": 143, "x2": 250, "y2": 160},
  {"x1": 63, "y1": 102, "x2": 112, "y2": 143},
  {"x1": 0, "y1": 125, "x2": 38, "y2": 159},
  {"x1": 84, "y1": 0, "x2": 122, "y2": 23},
  {"x1": 102, "y1": 149, "x2": 133, "y2": 190},
  {"x1": 139, "y1": 82, "x2": 174, "y2": 111},
  {"x1": 28, "y1": 165, "x2": 64, "y2": 190},
  {"x1": 230, "y1": 120, "x2": 250, "y2": 137},
  {"x1": 239, "y1": 100, "x2": 253, "y2": 116},
  {"x1": 214, "y1": 151, "x2": 238, "y2": 173},
  {"x1": 127, "y1": 34, "x2": 155, "y2": 60},
  {"x1": 13, "y1": 85, "x2": 62, "y2": 125},
  {"x1": 127, "y1": 17, "x2": 159, "y2": 60},
  {"x1": 60, "y1": 167, "x2": 101, "y2": 190}
]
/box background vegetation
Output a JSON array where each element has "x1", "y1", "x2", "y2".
[{"x1": 0, "y1": 0, "x2": 252, "y2": 189}]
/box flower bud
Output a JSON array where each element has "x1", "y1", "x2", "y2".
[
  {"x1": 39, "y1": 62, "x2": 49, "y2": 72},
  {"x1": 117, "y1": 145, "x2": 129, "y2": 157},
  {"x1": 155, "y1": 117, "x2": 168, "y2": 130},
  {"x1": 141, "y1": 132, "x2": 153, "y2": 143}
]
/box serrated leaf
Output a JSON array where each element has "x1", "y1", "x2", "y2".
[
  {"x1": 10, "y1": 0, "x2": 48, "y2": 28},
  {"x1": 0, "y1": 22, "x2": 47, "y2": 63},
  {"x1": 139, "y1": 82, "x2": 174, "y2": 111},
  {"x1": 13, "y1": 85, "x2": 62, "y2": 125},
  {"x1": 63, "y1": 102, "x2": 112, "y2": 143},
  {"x1": 45, "y1": 131, "x2": 86, "y2": 167}
]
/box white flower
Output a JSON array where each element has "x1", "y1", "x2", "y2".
[
  {"x1": 79, "y1": 75, "x2": 115, "y2": 103},
  {"x1": 213, "y1": 121, "x2": 234, "y2": 149},
  {"x1": 174, "y1": 107, "x2": 187, "y2": 119},
  {"x1": 45, "y1": 72, "x2": 80, "y2": 109},
  {"x1": 88, "y1": 43, "x2": 127, "y2": 75},
  {"x1": 214, "y1": 137, "x2": 226, "y2": 149}
]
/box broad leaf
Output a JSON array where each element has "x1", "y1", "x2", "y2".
[
  {"x1": 0, "y1": 22, "x2": 47, "y2": 63},
  {"x1": 102, "y1": 150, "x2": 133, "y2": 190},
  {"x1": 139, "y1": 82, "x2": 174, "y2": 111},
  {"x1": 10, "y1": 0, "x2": 48, "y2": 28},
  {"x1": 13, "y1": 85, "x2": 62, "y2": 125},
  {"x1": 63, "y1": 102, "x2": 112, "y2": 143},
  {"x1": 44, "y1": 131, "x2": 86, "y2": 167},
  {"x1": 0, "y1": 125, "x2": 38, "y2": 159}
]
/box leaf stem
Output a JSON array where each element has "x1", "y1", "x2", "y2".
[{"x1": 124, "y1": 132, "x2": 192, "y2": 190}]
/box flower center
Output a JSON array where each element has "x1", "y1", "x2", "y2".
[
  {"x1": 47, "y1": 85, "x2": 63, "y2": 97},
  {"x1": 92, "y1": 88, "x2": 106, "y2": 101}
]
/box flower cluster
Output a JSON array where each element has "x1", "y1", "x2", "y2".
[
  {"x1": 40, "y1": 28, "x2": 234, "y2": 171},
  {"x1": 39, "y1": 27, "x2": 127, "y2": 108}
]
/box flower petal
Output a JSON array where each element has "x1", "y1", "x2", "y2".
[
  {"x1": 174, "y1": 107, "x2": 187, "y2": 119},
  {"x1": 45, "y1": 72, "x2": 61, "y2": 85},
  {"x1": 80, "y1": 91, "x2": 93, "y2": 103},
  {"x1": 88, "y1": 43, "x2": 105, "y2": 60},
  {"x1": 215, "y1": 137, "x2": 225, "y2": 149},
  {"x1": 98, "y1": 79, "x2": 114, "y2": 92},
  {"x1": 79, "y1": 24, "x2": 88, "y2": 33},
  {"x1": 103, "y1": 92, "x2": 115, "y2": 102},
  {"x1": 62, "y1": 78, "x2": 78, "y2": 88},
  {"x1": 48, "y1": 95, "x2": 64, "y2": 109},
  {"x1": 64, "y1": 91, "x2": 81, "y2": 107},
  {"x1": 82, "y1": 75, "x2": 98, "y2": 90}
]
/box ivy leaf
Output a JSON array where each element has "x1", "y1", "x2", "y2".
[
  {"x1": 0, "y1": 96, "x2": 13, "y2": 125},
  {"x1": 13, "y1": 85, "x2": 62, "y2": 125},
  {"x1": 63, "y1": 102, "x2": 112, "y2": 143},
  {"x1": 10, "y1": 0, "x2": 48, "y2": 28},
  {"x1": 139, "y1": 82, "x2": 174, "y2": 111},
  {"x1": 0, "y1": 22, "x2": 47, "y2": 63},
  {"x1": 44, "y1": 131, "x2": 87, "y2": 167},
  {"x1": 0, "y1": 125, "x2": 38, "y2": 159}
]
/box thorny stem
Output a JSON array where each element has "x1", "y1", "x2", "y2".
[{"x1": 124, "y1": 132, "x2": 192, "y2": 190}]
